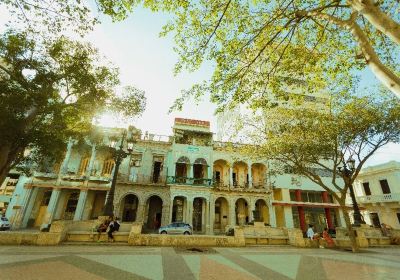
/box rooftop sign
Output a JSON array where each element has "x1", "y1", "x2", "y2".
[{"x1": 174, "y1": 118, "x2": 210, "y2": 128}]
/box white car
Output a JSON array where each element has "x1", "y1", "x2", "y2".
[{"x1": 0, "y1": 217, "x2": 11, "y2": 231}]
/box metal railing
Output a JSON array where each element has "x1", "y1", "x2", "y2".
[
  {"x1": 358, "y1": 193, "x2": 400, "y2": 204},
  {"x1": 166, "y1": 176, "x2": 213, "y2": 186},
  {"x1": 118, "y1": 174, "x2": 167, "y2": 185}
]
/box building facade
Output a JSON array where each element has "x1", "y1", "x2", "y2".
[
  {"x1": 354, "y1": 161, "x2": 400, "y2": 229},
  {"x1": 6, "y1": 118, "x2": 346, "y2": 234}
]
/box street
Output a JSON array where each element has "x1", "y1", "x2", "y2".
[{"x1": 0, "y1": 245, "x2": 399, "y2": 279}]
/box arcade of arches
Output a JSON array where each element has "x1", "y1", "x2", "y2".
[{"x1": 114, "y1": 189, "x2": 276, "y2": 235}]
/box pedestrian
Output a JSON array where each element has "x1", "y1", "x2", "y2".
[
  {"x1": 96, "y1": 218, "x2": 110, "y2": 242},
  {"x1": 108, "y1": 217, "x2": 120, "y2": 242},
  {"x1": 322, "y1": 227, "x2": 335, "y2": 248}
]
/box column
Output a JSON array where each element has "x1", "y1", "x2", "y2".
[
  {"x1": 249, "y1": 199, "x2": 256, "y2": 222},
  {"x1": 322, "y1": 191, "x2": 333, "y2": 229},
  {"x1": 189, "y1": 164, "x2": 193, "y2": 180},
  {"x1": 61, "y1": 139, "x2": 74, "y2": 174},
  {"x1": 229, "y1": 199, "x2": 236, "y2": 226},
  {"x1": 162, "y1": 204, "x2": 170, "y2": 226},
  {"x1": 41, "y1": 189, "x2": 61, "y2": 229},
  {"x1": 208, "y1": 197, "x2": 214, "y2": 234},
  {"x1": 73, "y1": 190, "x2": 88, "y2": 221},
  {"x1": 86, "y1": 144, "x2": 97, "y2": 176},
  {"x1": 136, "y1": 202, "x2": 146, "y2": 223},
  {"x1": 269, "y1": 204, "x2": 277, "y2": 227},
  {"x1": 19, "y1": 187, "x2": 38, "y2": 228},
  {"x1": 295, "y1": 189, "x2": 306, "y2": 232},
  {"x1": 229, "y1": 166, "x2": 233, "y2": 187},
  {"x1": 169, "y1": 197, "x2": 174, "y2": 223},
  {"x1": 283, "y1": 206, "x2": 294, "y2": 228},
  {"x1": 186, "y1": 198, "x2": 193, "y2": 224},
  {"x1": 207, "y1": 165, "x2": 212, "y2": 181},
  {"x1": 247, "y1": 161, "x2": 253, "y2": 188}
]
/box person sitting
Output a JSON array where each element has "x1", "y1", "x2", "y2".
[
  {"x1": 306, "y1": 224, "x2": 320, "y2": 240},
  {"x1": 96, "y1": 218, "x2": 110, "y2": 242},
  {"x1": 381, "y1": 223, "x2": 392, "y2": 237},
  {"x1": 108, "y1": 217, "x2": 121, "y2": 242},
  {"x1": 322, "y1": 227, "x2": 335, "y2": 248}
]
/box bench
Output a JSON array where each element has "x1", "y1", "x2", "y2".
[{"x1": 66, "y1": 231, "x2": 129, "y2": 242}]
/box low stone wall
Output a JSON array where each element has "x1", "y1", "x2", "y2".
[
  {"x1": 128, "y1": 234, "x2": 244, "y2": 247},
  {"x1": 0, "y1": 220, "x2": 73, "y2": 246},
  {"x1": 242, "y1": 223, "x2": 289, "y2": 245}
]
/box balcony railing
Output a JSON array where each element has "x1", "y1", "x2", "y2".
[
  {"x1": 358, "y1": 193, "x2": 400, "y2": 204},
  {"x1": 167, "y1": 176, "x2": 213, "y2": 186},
  {"x1": 118, "y1": 174, "x2": 167, "y2": 185}
]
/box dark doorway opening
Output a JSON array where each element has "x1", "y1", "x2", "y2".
[{"x1": 153, "y1": 162, "x2": 162, "y2": 183}]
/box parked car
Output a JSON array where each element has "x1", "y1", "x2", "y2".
[
  {"x1": 158, "y1": 222, "x2": 192, "y2": 235},
  {"x1": 0, "y1": 217, "x2": 11, "y2": 231}
]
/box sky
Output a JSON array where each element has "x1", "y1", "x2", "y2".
[{"x1": 0, "y1": 4, "x2": 399, "y2": 167}]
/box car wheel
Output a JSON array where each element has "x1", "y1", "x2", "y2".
[
  {"x1": 161, "y1": 231, "x2": 167, "y2": 234},
  {"x1": 184, "y1": 231, "x2": 190, "y2": 235}
]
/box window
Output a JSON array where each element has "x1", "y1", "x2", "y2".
[
  {"x1": 362, "y1": 182, "x2": 371, "y2": 196},
  {"x1": 397, "y1": 213, "x2": 400, "y2": 225},
  {"x1": 130, "y1": 154, "x2": 142, "y2": 167},
  {"x1": 290, "y1": 190, "x2": 297, "y2": 201},
  {"x1": 102, "y1": 159, "x2": 115, "y2": 176},
  {"x1": 78, "y1": 157, "x2": 90, "y2": 175},
  {"x1": 379, "y1": 179, "x2": 391, "y2": 194}
]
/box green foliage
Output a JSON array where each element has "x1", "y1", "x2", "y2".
[
  {"x1": 1, "y1": 0, "x2": 99, "y2": 35},
  {"x1": 0, "y1": 30, "x2": 146, "y2": 175},
  {"x1": 98, "y1": 0, "x2": 400, "y2": 110},
  {"x1": 237, "y1": 93, "x2": 400, "y2": 201}
]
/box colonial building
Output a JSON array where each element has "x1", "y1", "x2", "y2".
[
  {"x1": 0, "y1": 171, "x2": 20, "y2": 213},
  {"x1": 6, "y1": 118, "x2": 346, "y2": 234},
  {"x1": 354, "y1": 161, "x2": 400, "y2": 229}
]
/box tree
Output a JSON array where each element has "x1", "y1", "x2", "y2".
[
  {"x1": 233, "y1": 93, "x2": 400, "y2": 252},
  {"x1": 1, "y1": 0, "x2": 98, "y2": 35},
  {"x1": 0, "y1": 30, "x2": 146, "y2": 186},
  {"x1": 97, "y1": 0, "x2": 400, "y2": 107}
]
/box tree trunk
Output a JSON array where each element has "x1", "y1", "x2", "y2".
[
  {"x1": 341, "y1": 204, "x2": 360, "y2": 253},
  {"x1": 350, "y1": 0, "x2": 400, "y2": 45},
  {"x1": 0, "y1": 143, "x2": 21, "y2": 187},
  {"x1": 349, "y1": 22, "x2": 400, "y2": 99}
]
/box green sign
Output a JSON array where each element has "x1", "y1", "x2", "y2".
[{"x1": 187, "y1": 146, "x2": 199, "y2": 152}]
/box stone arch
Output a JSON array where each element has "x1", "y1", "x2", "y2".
[
  {"x1": 232, "y1": 161, "x2": 248, "y2": 187},
  {"x1": 176, "y1": 156, "x2": 190, "y2": 164},
  {"x1": 235, "y1": 197, "x2": 249, "y2": 225},
  {"x1": 145, "y1": 195, "x2": 164, "y2": 232},
  {"x1": 120, "y1": 193, "x2": 139, "y2": 222},
  {"x1": 251, "y1": 163, "x2": 267, "y2": 188},
  {"x1": 193, "y1": 158, "x2": 208, "y2": 184},
  {"x1": 192, "y1": 197, "x2": 208, "y2": 233},
  {"x1": 254, "y1": 198, "x2": 270, "y2": 224},
  {"x1": 213, "y1": 159, "x2": 229, "y2": 186},
  {"x1": 214, "y1": 197, "x2": 229, "y2": 234}
]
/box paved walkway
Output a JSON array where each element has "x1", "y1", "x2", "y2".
[{"x1": 0, "y1": 245, "x2": 399, "y2": 279}]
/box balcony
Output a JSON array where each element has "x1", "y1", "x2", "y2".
[
  {"x1": 33, "y1": 171, "x2": 58, "y2": 179},
  {"x1": 118, "y1": 174, "x2": 166, "y2": 185},
  {"x1": 166, "y1": 176, "x2": 213, "y2": 186},
  {"x1": 358, "y1": 193, "x2": 400, "y2": 204}
]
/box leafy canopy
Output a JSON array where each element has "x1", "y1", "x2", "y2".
[
  {"x1": 0, "y1": 30, "x2": 146, "y2": 173},
  {"x1": 97, "y1": 0, "x2": 400, "y2": 108}
]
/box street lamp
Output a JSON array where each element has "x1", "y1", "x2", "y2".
[
  {"x1": 337, "y1": 157, "x2": 364, "y2": 226},
  {"x1": 103, "y1": 129, "x2": 137, "y2": 217}
]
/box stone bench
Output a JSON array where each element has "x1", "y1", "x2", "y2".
[
  {"x1": 366, "y1": 236, "x2": 391, "y2": 246},
  {"x1": 245, "y1": 236, "x2": 289, "y2": 245},
  {"x1": 66, "y1": 231, "x2": 129, "y2": 242}
]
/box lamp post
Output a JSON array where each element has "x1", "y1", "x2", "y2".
[
  {"x1": 337, "y1": 157, "x2": 364, "y2": 227},
  {"x1": 103, "y1": 129, "x2": 136, "y2": 217}
]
